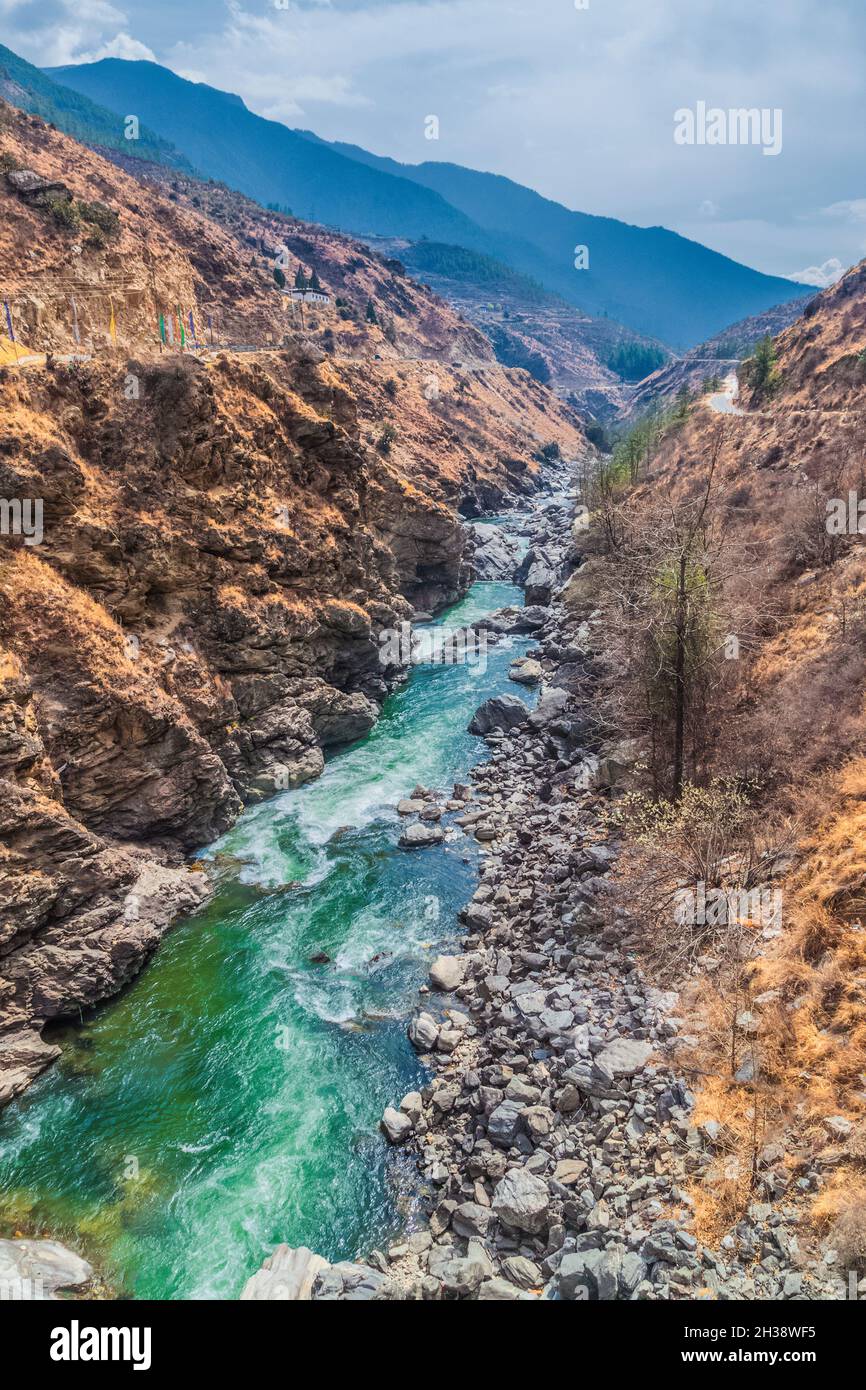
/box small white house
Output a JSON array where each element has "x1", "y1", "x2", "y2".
[{"x1": 287, "y1": 288, "x2": 331, "y2": 305}]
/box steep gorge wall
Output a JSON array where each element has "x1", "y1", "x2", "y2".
[{"x1": 0, "y1": 105, "x2": 586, "y2": 1106}]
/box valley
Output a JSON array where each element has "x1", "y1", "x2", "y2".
[{"x1": 0, "y1": 27, "x2": 865, "y2": 1316}]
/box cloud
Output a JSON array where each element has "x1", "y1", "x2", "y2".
[
  {"x1": 820, "y1": 199, "x2": 866, "y2": 224},
  {"x1": 788, "y1": 257, "x2": 845, "y2": 288},
  {"x1": 3, "y1": 0, "x2": 866, "y2": 277},
  {"x1": 77, "y1": 32, "x2": 156, "y2": 62}
]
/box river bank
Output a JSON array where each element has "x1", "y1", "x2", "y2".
[
  {"x1": 243, "y1": 491, "x2": 846, "y2": 1302},
  {"x1": 0, "y1": 488, "x2": 559, "y2": 1298}
]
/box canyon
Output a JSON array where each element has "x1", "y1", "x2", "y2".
[
  {"x1": 0, "y1": 98, "x2": 585, "y2": 1108},
  {"x1": 1, "y1": 82, "x2": 866, "y2": 1311}
]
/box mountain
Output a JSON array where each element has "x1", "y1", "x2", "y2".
[
  {"x1": 46, "y1": 57, "x2": 806, "y2": 349},
  {"x1": 574, "y1": 255, "x2": 866, "y2": 1246},
  {"x1": 312, "y1": 138, "x2": 808, "y2": 348},
  {"x1": 0, "y1": 95, "x2": 586, "y2": 1103},
  {"x1": 624, "y1": 293, "x2": 811, "y2": 416},
  {"x1": 0, "y1": 43, "x2": 189, "y2": 170},
  {"x1": 44, "y1": 57, "x2": 493, "y2": 246}
]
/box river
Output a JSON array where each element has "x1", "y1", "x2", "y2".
[{"x1": 0, "y1": 565, "x2": 535, "y2": 1299}]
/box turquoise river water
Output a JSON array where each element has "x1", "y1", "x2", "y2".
[{"x1": 0, "y1": 577, "x2": 533, "y2": 1299}]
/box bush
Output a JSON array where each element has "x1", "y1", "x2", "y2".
[
  {"x1": 376, "y1": 423, "x2": 398, "y2": 454},
  {"x1": 77, "y1": 200, "x2": 120, "y2": 237},
  {"x1": 47, "y1": 195, "x2": 81, "y2": 230}
]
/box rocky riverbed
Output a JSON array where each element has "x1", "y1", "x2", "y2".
[{"x1": 241, "y1": 492, "x2": 849, "y2": 1302}]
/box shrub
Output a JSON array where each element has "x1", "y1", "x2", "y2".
[
  {"x1": 47, "y1": 195, "x2": 81, "y2": 230},
  {"x1": 376, "y1": 423, "x2": 398, "y2": 454},
  {"x1": 77, "y1": 200, "x2": 120, "y2": 237}
]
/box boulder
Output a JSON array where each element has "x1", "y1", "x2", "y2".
[
  {"x1": 487, "y1": 1099, "x2": 525, "y2": 1147},
  {"x1": 408, "y1": 1011, "x2": 440, "y2": 1051},
  {"x1": 468, "y1": 694, "x2": 529, "y2": 736},
  {"x1": 241, "y1": 1244, "x2": 329, "y2": 1301},
  {"x1": 399, "y1": 1090, "x2": 423, "y2": 1124},
  {"x1": 492, "y1": 1168, "x2": 550, "y2": 1234},
  {"x1": 380, "y1": 1106, "x2": 413, "y2": 1144},
  {"x1": 429, "y1": 955, "x2": 465, "y2": 992},
  {"x1": 594, "y1": 1038, "x2": 654, "y2": 1078},
  {"x1": 509, "y1": 657, "x2": 542, "y2": 686},
  {"x1": 527, "y1": 687, "x2": 570, "y2": 729},
  {"x1": 313, "y1": 1261, "x2": 388, "y2": 1301},
  {"x1": 399, "y1": 822, "x2": 444, "y2": 848},
  {"x1": 0, "y1": 1239, "x2": 92, "y2": 1300}
]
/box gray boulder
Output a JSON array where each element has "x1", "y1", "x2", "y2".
[
  {"x1": 399, "y1": 822, "x2": 444, "y2": 848},
  {"x1": 0, "y1": 1239, "x2": 92, "y2": 1300},
  {"x1": 408, "y1": 1011, "x2": 440, "y2": 1051},
  {"x1": 468, "y1": 694, "x2": 529, "y2": 736},
  {"x1": 492, "y1": 1168, "x2": 550, "y2": 1234},
  {"x1": 380, "y1": 1106, "x2": 413, "y2": 1144},
  {"x1": 429, "y1": 955, "x2": 465, "y2": 992}
]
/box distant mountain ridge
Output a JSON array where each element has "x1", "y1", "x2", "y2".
[
  {"x1": 43, "y1": 56, "x2": 807, "y2": 349},
  {"x1": 0, "y1": 43, "x2": 190, "y2": 171}
]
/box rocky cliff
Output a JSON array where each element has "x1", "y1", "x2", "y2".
[{"x1": 0, "y1": 101, "x2": 586, "y2": 1105}]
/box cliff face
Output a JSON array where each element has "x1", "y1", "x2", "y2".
[
  {"x1": 583, "y1": 258, "x2": 866, "y2": 1248},
  {"x1": 0, "y1": 103, "x2": 586, "y2": 1104}
]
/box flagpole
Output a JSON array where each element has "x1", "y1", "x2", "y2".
[{"x1": 4, "y1": 298, "x2": 21, "y2": 364}]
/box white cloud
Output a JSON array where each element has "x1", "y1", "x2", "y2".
[
  {"x1": 3, "y1": 0, "x2": 866, "y2": 276},
  {"x1": 77, "y1": 32, "x2": 157, "y2": 63},
  {"x1": 820, "y1": 199, "x2": 866, "y2": 224},
  {"x1": 788, "y1": 257, "x2": 845, "y2": 288}
]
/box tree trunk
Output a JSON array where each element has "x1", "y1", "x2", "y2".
[{"x1": 673, "y1": 550, "x2": 686, "y2": 797}]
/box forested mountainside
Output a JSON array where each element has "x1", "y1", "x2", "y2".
[{"x1": 45, "y1": 55, "x2": 805, "y2": 349}]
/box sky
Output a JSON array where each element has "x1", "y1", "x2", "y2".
[{"x1": 1, "y1": 0, "x2": 864, "y2": 286}]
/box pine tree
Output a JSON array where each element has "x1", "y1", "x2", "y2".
[
  {"x1": 294, "y1": 266, "x2": 308, "y2": 290},
  {"x1": 365, "y1": 298, "x2": 377, "y2": 324},
  {"x1": 310, "y1": 269, "x2": 322, "y2": 291},
  {"x1": 745, "y1": 335, "x2": 781, "y2": 401}
]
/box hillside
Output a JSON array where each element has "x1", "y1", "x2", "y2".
[
  {"x1": 567, "y1": 255, "x2": 866, "y2": 1265},
  {"x1": 310, "y1": 138, "x2": 808, "y2": 348},
  {"x1": 0, "y1": 42, "x2": 189, "y2": 171},
  {"x1": 363, "y1": 236, "x2": 654, "y2": 418},
  {"x1": 625, "y1": 295, "x2": 811, "y2": 416},
  {"x1": 0, "y1": 101, "x2": 586, "y2": 1106},
  {"x1": 44, "y1": 56, "x2": 806, "y2": 350}
]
